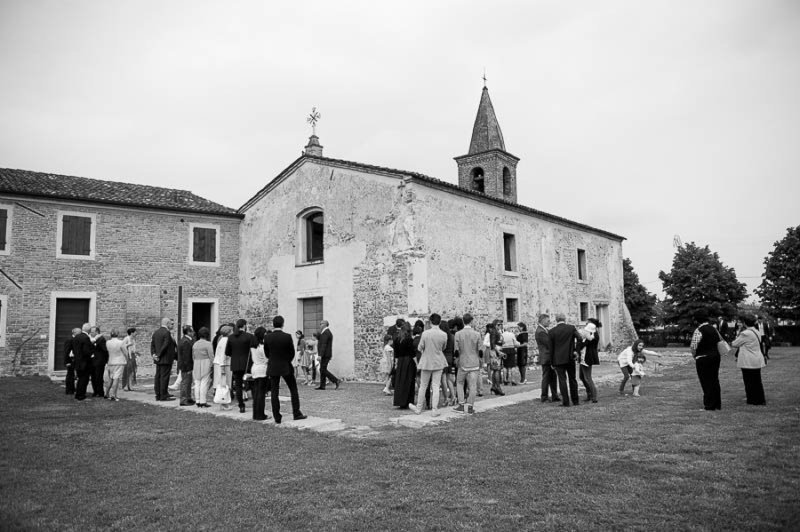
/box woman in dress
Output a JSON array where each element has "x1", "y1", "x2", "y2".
[
  {"x1": 296, "y1": 331, "x2": 310, "y2": 385},
  {"x1": 516, "y1": 322, "x2": 529, "y2": 385},
  {"x1": 250, "y1": 326, "x2": 270, "y2": 420},
  {"x1": 440, "y1": 320, "x2": 457, "y2": 406},
  {"x1": 104, "y1": 329, "x2": 127, "y2": 401},
  {"x1": 484, "y1": 320, "x2": 505, "y2": 395},
  {"x1": 213, "y1": 324, "x2": 233, "y2": 410},
  {"x1": 392, "y1": 322, "x2": 416, "y2": 408},
  {"x1": 121, "y1": 327, "x2": 137, "y2": 391},
  {"x1": 305, "y1": 333, "x2": 319, "y2": 385},
  {"x1": 731, "y1": 314, "x2": 767, "y2": 405},
  {"x1": 192, "y1": 327, "x2": 214, "y2": 407}
]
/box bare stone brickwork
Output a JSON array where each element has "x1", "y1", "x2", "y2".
[{"x1": 0, "y1": 197, "x2": 240, "y2": 376}]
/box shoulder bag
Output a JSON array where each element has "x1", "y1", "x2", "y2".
[{"x1": 715, "y1": 327, "x2": 730, "y2": 357}]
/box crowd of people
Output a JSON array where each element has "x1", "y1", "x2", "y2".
[
  {"x1": 63, "y1": 308, "x2": 773, "y2": 419},
  {"x1": 64, "y1": 315, "x2": 353, "y2": 423},
  {"x1": 379, "y1": 312, "x2": 617, "y2": 415},
  {"x1": 378, "y1": 308, "x2": 773, "y2": 415}
]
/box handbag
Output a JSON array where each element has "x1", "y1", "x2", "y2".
[
  {"x1": 715, "y1": 328, "x2": 730, "y2": 356},
  {"x1": 242, "y1": 350, "x2": 253, "y2": 382},
  {"x1": 213, "y1": 383, "x2": 231, "y2": 404}
]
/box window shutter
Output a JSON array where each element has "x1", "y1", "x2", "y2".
[
  {"x1": 0, "y1": 209, "x2": 7, "y2": 250},
  {"x1": 61, "y1": 215, "x2": 91, "y2": 255},
  {"x1": 193, "y1": 227, "x2": 203, "y2": 261},
  {"x1": 205, "y1": 229, "x2": 216, "y2": 262},
  {"x1": 61, "y1": 215, "x2": 75, "y2": 254},
  {"x1": 80, "y1": 217, "x2": 92, "y2": 255},
  {"x1": 193, "y1": 227, "x2": 216, "y2": 262}
]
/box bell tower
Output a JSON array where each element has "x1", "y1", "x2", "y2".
[{"x1": 454, "y1": 85, "x2": 519, "y2": 203}]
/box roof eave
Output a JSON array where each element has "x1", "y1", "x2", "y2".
[{"x1": 0, "y1": 190, "x2": 244, "y2": 219}]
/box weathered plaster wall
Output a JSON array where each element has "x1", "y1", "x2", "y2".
[
  {"x1": 239, "y1": 161, "x2": 412, "y2": 379},
  {"x1": 408, "y1": 183, "x2": 636, "y2": 350},
  {"x1": 240, "y1": 158, "x2": 636, "y2": 381},
  {"x1": 0, "y1": 196, "x2": 240, "y2": 376}
]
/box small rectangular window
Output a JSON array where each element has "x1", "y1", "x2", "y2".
[
  {"x1": 503, "y1": 233, "x2": 516, "y2": 272},
  {"x1": 189, "y1": 223, "x2": 220, "y2": 266},
  {"x1": 577, "y1": 249, "x2": 587, "y2": 281},
  {"x1": 193, "y1": 227, "x2": 217, "y2": 263},
  {"x1": 580, "y1": 302, "x2": 589, "y2": 322},
  {"x1": 506, "y1": 298, "x2": 519, "y2": 322},
  {"x1": 57, "y1": 212, "x2": 95, "y2": 259}
]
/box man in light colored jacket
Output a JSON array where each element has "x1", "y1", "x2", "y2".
[
  {"x1": 412, "y1": 313, "x2": 448, "y2": 415},
  {"x1": 453, "y1": 313, "x2": 484, "y2": 414}
]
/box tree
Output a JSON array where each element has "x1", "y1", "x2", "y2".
[
  {"x1": 756, "y1": 225, "x2": 800, "y2": 321},
  {"x1": 623, "y1": 258, "x2": 657, "y2": 330},
  {"x1": 658, "y1": 242, "x2": 747, "y2": 330}
]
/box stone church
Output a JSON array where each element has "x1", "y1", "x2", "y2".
[
  {"x1": 0, "y1": 86, "x2": 635, "y2": 379},
  {"x1": 238, "y1": 87, "x2": 636, "y2": 379}
]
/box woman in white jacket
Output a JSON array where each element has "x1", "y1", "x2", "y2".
[
  {"x1": 617, "y1": 340, "x2": 657, "y2": 395},
  {"x1": 731, "y1": 314, "x2": 766, "y2": 405},
  {"x1": 213, "y1": 324, "x2": 233, "y2": 410}
]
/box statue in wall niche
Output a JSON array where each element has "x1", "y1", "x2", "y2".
[{"x1": 389, "y1": 185, "x2": 416, "y2": 254}]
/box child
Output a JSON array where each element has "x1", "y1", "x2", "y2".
[
  {"x1": 379, "y1": 334, "x2": 394, "y2": 395},
  {"x1": 630, "y1": 354, "x2": 646, "y2": 397}
]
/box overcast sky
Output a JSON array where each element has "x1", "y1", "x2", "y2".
[{"x1": 1, "y1": 0, "x2": 798, "y2": 299}]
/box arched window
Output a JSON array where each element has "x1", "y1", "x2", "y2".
[
  {"x1": 502, "y1": 167, "x2": 512, "y2": 196},
  {"x1": 471, "y1": 167, "x2": 485, "y2": 193},
  {"x1": 298, "y1": 208, "x2": 324, "y2": 263}
]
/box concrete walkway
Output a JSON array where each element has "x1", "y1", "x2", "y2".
[{"x1": 105, "y1": 350, "x2": 691, "y2": 438}]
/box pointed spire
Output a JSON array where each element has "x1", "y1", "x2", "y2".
[{"x1": 468, "y1": 86, "x2": 506, "y2": 155}]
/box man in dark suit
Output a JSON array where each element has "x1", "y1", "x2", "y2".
[
  {"x1": 315, "y1": 319, "x2": 341, "y2": 390},
  {"x1": 63, "y1": 327, "x2": 80, "y2": 395},
  {"x1": 151, "y1": 317, "x2": 177, "y2": 401},
  {"x1": 534, "y1": 313, "x2": 560, "y2": 403},
  {"x1": 549, "y1": 313, "x2": 582, "y2": 406},
  {"x1": 177, "y1": 325, "x2": 195, "y2": 406},
  {"x1": 90, "y1": 326, "x2": 108, "y2": 397},
  {"x1": 756, "y1": 315, "x2": 773, "y2": 360},
  {"x1": 73, "y1": 323, "x2": 95, "y2": 401},
  {"x1": 264, "y1": 315, "x2": 306, "y2": 424},
  {"x1": 226, "y1": 318, "x2": 255, "y2": 413}
]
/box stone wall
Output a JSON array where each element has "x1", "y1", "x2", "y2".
[
  {"x1": 408, "y1": 182, "x2": 636, "y2": 351},
  {"x1": 0, "y1": 197, "x2": 240, "y2": 376},
  {"x1": 239, "y1": 160, "x2": 409, "y2": 380},
  {"x1": 239, "y1": 158, "x2": 635, "y2": 380}
]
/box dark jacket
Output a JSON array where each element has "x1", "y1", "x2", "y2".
[
  {"x1": 516, "y1": 332, "x2": 529, "y2": 365},
  {"x1": 318, "y1": 328, "x2": 333, "y2": 360},
  {"x1": 91, "y1": 335, "x2": 108, "y2": 367},
  {"x1": 582, "y1": 335, "x2": 600, "y2": 366},
  {"x1": 151, "y1": 326, "x2": 177, "y2": 366},
  {"x1": 178, "y1": 336, "x2": 195, "y2": 372},
  {"x1": 73, "y1": 332, "x2": 94, "y2": 371},
  {"x1": 225, "y1": 330, "x2": 255, "y2": 372},
  {"x1": 534, "y1": 325, "x2": 552, "y2": 365},
  {"x1": 696, "y1": 323, "x2": 720, "y2": 358},
  {"x1": 63, "y1": 337, "x2": 75, "y2": 368},
  {"x1": 264, "y1": 329, "x2": 296, "y2": 377},
  {"x1": 549, "y1": 322, "x2": 581, "y2": 366}
]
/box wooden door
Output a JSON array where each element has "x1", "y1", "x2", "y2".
[{"x1": 54, "y1": 299, "x2": 90, "y2": 371}]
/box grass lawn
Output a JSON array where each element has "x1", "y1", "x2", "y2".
[{"x1": 1, "y1": 348, "x2": 798, "y2": 531}]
